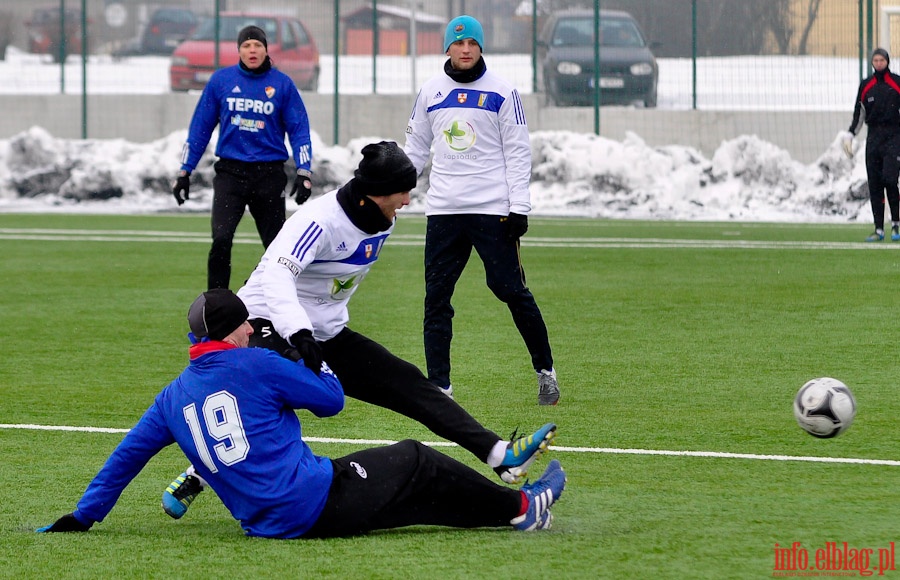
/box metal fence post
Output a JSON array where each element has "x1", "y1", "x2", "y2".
[
  {"x1": 59, "y1": 0, "x2": 66, "y2": 94},
  {"x1": 531, "y1": 0, "x2": 537, "y2": 95},
  {"x1": 692, "y1": 0, "x2": 697, "y2": 110},
  {"x1": 372, "y1": 0, "x2": 378, "y2": 94},
  {"x1": 333, "y1": 0, "x2": 340, "y2": 146},
  {"x1": 592, "y1": 0, "x2": 600, "y2": 135},
  {"x1": 81, "y1": 0, "x2": 86, "y2": 138}
]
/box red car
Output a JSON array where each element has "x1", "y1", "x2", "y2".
[
  {"x1": 26, "y1": 6, "x2": 89, "y2": 62},
  {"x1": 170, "y1": 13, "x2": 319, "y2": 92}
]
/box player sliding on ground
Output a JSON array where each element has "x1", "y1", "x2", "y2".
[
  {"x1": 162, "y1": 142, "x2": 558, "y2": 520},
  {"x1": 37, "y1": 290, "x2": 567, "y2": 537}
]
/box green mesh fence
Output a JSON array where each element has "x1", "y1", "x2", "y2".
[{"x1": 0, "y1": 0, "x2": 890, "y2": 159}]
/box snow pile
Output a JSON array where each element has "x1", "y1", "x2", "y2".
[{"x1": 0, "y1": 126, "x2": 872, "y2": 223}]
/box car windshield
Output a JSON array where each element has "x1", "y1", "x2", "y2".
[
  {"x1": 552, "y1": 17, "x2": 644, "y2": 48},
  {"x1": 191, "y1": 16, "x2": 277, "y2": 42}
]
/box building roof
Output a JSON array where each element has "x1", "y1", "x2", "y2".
[{"x1": 342, "y1": 4, "x2": 446, "y2": 26}]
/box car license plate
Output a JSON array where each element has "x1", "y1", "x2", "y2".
[
  {"x1": 196, "y1": 72, "x2": 212, "y2": 82},
  {"x1": 590, "y1": 77, "x2": 625, "y2": 89}
]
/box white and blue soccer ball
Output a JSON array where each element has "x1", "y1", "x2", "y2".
[{"x1": 793, "y1": 377, "x2": 856, "y2": 438}]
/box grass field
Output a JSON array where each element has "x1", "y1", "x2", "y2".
[{"x1": 1, "y1": 213, "x2": 899, "y2": 579}]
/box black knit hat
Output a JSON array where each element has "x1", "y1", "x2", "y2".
[
  {"x1": 188, "y1": 289, "x2": 249, "y2": 341},
  {"x1": 238, "y1": 25, "x2": 267, "y2": 49},
  {"x1": 873, "y1": 47, "x2": 890, "y2": 65},
  {"x1": 353, "y1": 141, "x2": 417, "y2": 196}
]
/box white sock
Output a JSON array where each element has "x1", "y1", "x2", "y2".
[
  {"x1": 185, "y1": 465, "x2": 208, "y2": 489},
  {"x1": 486, "y1": 440, "x2": 507, "y2": 468}
]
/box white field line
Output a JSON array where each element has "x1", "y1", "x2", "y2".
[
  {"x1": 0, "y1": 228, "x2": 897, "y2": 250},
  {"x1": 3, "y1": 423, "x2": 898, "y2": 467}
]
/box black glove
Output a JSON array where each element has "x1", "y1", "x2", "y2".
[
  {"x1": 172, "y1": 171, "x2": 190, "y2": 205},
  {"x1": 289, "y1": 329, "x2": 323, "y2": 374},
  {"x1": 36, "y1": 512, "x2": 92, "y2": 533},
  {"x1": 290, "y1": 169, "x2": 313, "y2": 205},
  {"x1": 504, "y1": 213, "x2": 528, "y2": 242}
]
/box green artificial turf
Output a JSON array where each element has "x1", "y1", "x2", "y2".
[{"x1": 1, "y1": 214, "x2": 897, "y2": 578}]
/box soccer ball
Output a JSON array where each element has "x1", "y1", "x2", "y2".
[{"x1": 793, "y1": 377, "x2": 856, "y2": 438}]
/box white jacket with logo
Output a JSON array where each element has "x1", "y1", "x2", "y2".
[
  {"x1": 404, "y1": 67, "x2": 532, "y2": 216},
  {"x1": 237, "y1": 190, "x2": 391, "y2": 342}
]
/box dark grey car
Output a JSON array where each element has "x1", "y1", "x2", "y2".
[{"x1": 539, "y1": 9, "x2": 658, "y2": 107}]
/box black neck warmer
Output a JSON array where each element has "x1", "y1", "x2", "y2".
[
  {"x1": 239, "y1": 55, "x2": 273, "y2": 75},
  {"x1": 337, "y1": 180, "x2": 393, "y2": 234},
  {"x1": 444, "y1": 56, "x2": 487, "y2": 83}
]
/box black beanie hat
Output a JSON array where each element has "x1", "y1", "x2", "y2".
[
  {"x1": 873, "y1": 47, "x2": 890, "y2": 65},
  {"x1": 353, "y1": 141, "x2": 417, "y2": 196},
  {"x1": 188, "y1": 289, "x2": 249, "y2": 341},
  {"x1": 237, "y1": 25, "x2": 267, "y2": 49}
]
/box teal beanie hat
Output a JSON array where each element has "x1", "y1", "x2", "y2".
[{"x1": 444, "y1": 15, "x2": 484, "y2": 52}]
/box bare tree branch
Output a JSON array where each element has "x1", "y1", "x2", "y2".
[{"x1": 797, "y1": 0, "x2": 823, "y2": 55}]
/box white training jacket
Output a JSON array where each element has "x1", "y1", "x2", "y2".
[
  {"x1": 237, "y1": 190, "x2": 392, "y2": 342},
  {"x1": 404, "y1": 66, "x2": 532, "y2": 216}
]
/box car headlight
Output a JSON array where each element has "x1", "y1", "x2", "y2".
[
  {"x1": 556, "y1": 61, "x2": 582, "y2": 75},
  {"x1": 630, "y1": 62, "x2": 654, "y2": 76},
  {"x1": 170, "y1": 56, "x2": 188, "y2": 66}
]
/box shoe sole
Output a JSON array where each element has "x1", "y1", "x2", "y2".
[
  {"x1": 162, "y1": 496, "x2": 188, "y2": 519},
  {"x1": 538, "y1": 393, "x2": 560, "y2": 406}
]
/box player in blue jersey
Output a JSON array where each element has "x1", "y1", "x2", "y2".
[
  {"x1": 404, "y1": 16, "x2": 560, "y2": 405},
  {"x1": 172, "y1": 25, "x2": 314, "y2": 290},
  {"x1": 37, "y1": 289, "x2": 567, "y2": 537},
  {"x1": 159, "y1": 142, "x2": 558, "y2": 521}
]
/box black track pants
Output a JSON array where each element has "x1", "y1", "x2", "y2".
[
  {"x1": 303, "y1": 440, "x2": 521, "y2": 537},
  {"x1": 249, "y1": 322, "x2": 501, "y2": 463},
  {"x1": 865, "y1": 127, "x2": 900, "y2": 230},
  {"x1": 208, "y1": 160, "x2": 288, "y2": 290},
  {"x1": 423, "y1": 214, "x2": 553, "y2": 387}
]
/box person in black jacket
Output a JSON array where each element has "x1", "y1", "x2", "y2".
[{"x1": 842, "y1": 48, "x2": 900, "y2": 242}]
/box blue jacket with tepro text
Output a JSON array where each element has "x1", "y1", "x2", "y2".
[{"x1": 180, "y1": 63, "x2": 312, "y2": 173}]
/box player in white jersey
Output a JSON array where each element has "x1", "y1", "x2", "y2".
[
  {"x1": 160, "y1": 142, "x2": 558, "y2": 520},
  {"x1": 404, "y1": 15, "x2": 560, "y2": 405}
]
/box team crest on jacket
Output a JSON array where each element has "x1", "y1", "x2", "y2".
[
  {"x1": 365, "y1": 243, "x2": 374, "y2": 258},
  {"x1": 265, "y1": 86, "x2": 275, "y2": 98},
  {"x1": 457, "y1": 92, "x2": 467, "y2": 104}
]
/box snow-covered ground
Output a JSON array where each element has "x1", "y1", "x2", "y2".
[
  {"x1": 0, "y1": 125, "x2": 869, "y2": 223},
  {"x1": 0, "y1": 47, "x2": 873, "y2": 222}
]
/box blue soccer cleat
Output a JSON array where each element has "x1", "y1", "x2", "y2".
[
  {"x1": 495, "y1": 422, "x2": 557, "y2": 484},
  {"x1": 162, "y1": 472, "x2": 204, "y2": 519},
  {"x1": 511, "y1": 459, "x2": 567, "y2": 531}
]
